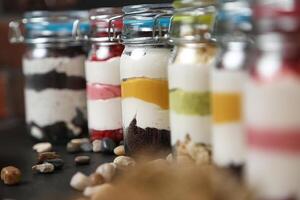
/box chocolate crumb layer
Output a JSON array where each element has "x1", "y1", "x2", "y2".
[
  {"x1": 27, "y1": 109, "x2": 88, "y2": 144},
  {"x1": 124, "y1": 118, "x2": 171, "y2": 157},
  {"x1": 25, "y1": 70, "x2": 86, "y2": 91}
]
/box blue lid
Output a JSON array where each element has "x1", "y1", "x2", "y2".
[
  {"x1": 124, "y1": 17, "x2": 171, "y2": 29},
  {"x1": 23, "y1": 11, "x2": 89, "y2": 44},
  {"x1": 25, "y1": 21, "x2": 90, "y2": 34},
  {"x1": 216, "y1": 1, "x2": 252, "y2": 35},
  {"x1": 217, "y1": 9, "x2": 251, "y2": 27}
]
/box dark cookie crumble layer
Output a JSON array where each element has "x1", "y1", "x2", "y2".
[
  {"x1": 25, "y1": 70, "x2": 86, "y2": 91},
  {"x1": 124, "y1": 118, "x2": 171, "y2": 157},
  {"x1": 28, "y1": 108, "x2": 88, "y2": 144}
]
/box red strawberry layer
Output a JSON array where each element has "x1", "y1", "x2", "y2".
[
  {"x1": 87, "y1": 83, "x2": 121, "y2": 100},
  {"x1": 90, "y1": 129, "x2": 123, "y2": 142},
  {"x1": 248, "y1": 127, "x2": 300, "y2": 153}
]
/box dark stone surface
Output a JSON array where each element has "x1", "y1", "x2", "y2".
[{"x1": 0, "y1": 119, "x2": 114, "y2": 200}]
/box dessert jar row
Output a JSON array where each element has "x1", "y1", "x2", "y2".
[
  {"x1": 9, "y1": 11, "x2": 89, "y2": 144},
  {"x1": 78, "y1": 4, "x2": 173, "y2": 156}
]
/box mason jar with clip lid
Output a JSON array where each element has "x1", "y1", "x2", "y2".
[
  {"x1": 74, "y1": 8, "x2": 124, "y2": 144},
  {"x1": 245, "y1": 1, "x2": 300, "y2": 199},
  {"x1": 168, "y1": 0, "x2": 217, "y2": 163},
  {"x1": 120, "y1": 4, "x2": 173, "y2": 157},
  {"x1": 211, "y1": 0, "x2": 253, "y2": 174},
  {"x1": 9, "y1": 11, "x2": 89, "y2": 144}
]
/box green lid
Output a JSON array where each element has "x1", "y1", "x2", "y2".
[
  {"x1": 170, "y1": 0, "x2": 217, "y2": 43},
  {"x1": 173, "y1": 0, "x2": 216, "y2": 8}
]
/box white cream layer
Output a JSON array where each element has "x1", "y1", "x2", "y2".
[
  {"x1": 212, "y1": 123, "x2": 245, "y2": 166},
  {"x1": 212, "y1": 70, "x2": 246, "y2": 92},
  {"x1": 122, "y1": 98, "x2": 169, "y2": 130},
  {"x1": 245, "y1": 77, "x2": 300, "y2": 129},
  {"x1": 120, "y1": 47, "x2": 171, "y2": 80},
  {"x1": 87, "y1": 98, "x2": 122, "y2": 130},
  {"x1": 170, "y1": 111, "x2": 211, "y2": 145},
  {"x1": 23, "y1": 55, "x2": 86, "y2": 77},
  {"x1": 85, "y1": 57, "x2": 121, "y2": 85},
  {"x1": 246, "y1": 149, "x2": 300, "y2": 199},
  {"x1": 168, "y1": 63, "x2": 211, "y2": 92},
  {"x1": 25, "y1": 89, "x2": 87, "y2": 127}
]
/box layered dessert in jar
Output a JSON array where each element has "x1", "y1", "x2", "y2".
[
  {"x1": 9, "y1": 11, "x2": 89, "y2": 143},
  {"x1": 212, "y1": 1, "x2": 252, "y2": 174},
  {"x1": 169, "y1": 43, "x2": 216, "y2": 162},
  {"x1": 245, "y1": 2, "x2": 300, "y2": 199},
  {"x1": 23, "y1": 46, "x2": 87, "y2": 143},
  {"x1": 245, "y1": 34, "x2": 300, "y2": 200},
  {"x1": 168, "y1": 0, "x2": 217, "y2": 163},
  {"x1": 84, "y1": 8, "x2": 124, "y2": 143},
  {"x1": 120, "y1": 4, "x2": 173, "y2": 157}
]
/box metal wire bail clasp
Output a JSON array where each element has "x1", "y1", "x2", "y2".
[
  {"x1": 72, "y1": 19, "x2": 89, "y2": 41},
  {"x1": 107, "y1": 14, "x2": 124, "y2": 42},
  {"x1": 152, "y1": 10, "x2": 173, "y2": 42},
  {"x1": 8, "y1": 20, "x2": 24, "y2": 43}
]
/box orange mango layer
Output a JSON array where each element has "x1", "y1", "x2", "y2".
[
  {"x1": 212, "y1": 93, "x2": 241, "y2": 124},
  {"x1": 121, "y1": 78, "x2": 169, "y2": 109}
]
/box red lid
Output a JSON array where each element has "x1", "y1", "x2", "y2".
[{"x1": 253, "y1": 0, "x2": 300, "y2": 33}]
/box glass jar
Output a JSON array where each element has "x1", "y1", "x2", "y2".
[
  {"x1": 211, "y1": 1, "x2": 252, "y2": 173},
  {"x1": 168, "y1": 1, "x2": 217, "y2": 163},
  {"x1": 120, "y1": 4, "x2": 173, "y2": 157},
  {"x1": 245, "y1": 2, "x2": 300, "y2": 199},
  {"x1": 9, "y1": 11, "x2": 89, "y2": 144},
  {"x1": 80, "y1": 8, "x2": 124, "y2": 143}
]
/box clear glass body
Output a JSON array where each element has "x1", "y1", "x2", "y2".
[
  {"x1": 211, "y1": 41, "x2": 251, "y2": 173},
  {"x1": 245, "y1": 34, "x2": 300, "y2": 199},
  {"x1": 168, "y1": 42, "x2": 216, "y2": 161},
  {"x1": 23, "y1": 45, "x2": 87, "y2": 144},
  {"x1": 120, "y1": 44, "x2": 172, "y2": 157},
  {"x1": 86, "y1": 43, "x2": 124, "y2": 143}
]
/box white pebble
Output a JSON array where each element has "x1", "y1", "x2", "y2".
[
  {"x1": 92, "y1": 140, "x2": 102, "y2": 153},
  {"x1": 70, "y1": 172, "x2": 90, "y2": 191},
  {"x1": 32, "y1": 163, "x2": 55, "y2": 173},
  {"x1": 113, "y1": 145, "x2": 125, "y2": 156},
  {"x1": 95, "y1": 163, "x2": 116, "y2": 182},
  {"x1": 71, "y1": 138, "x2": 90, "y2": 145},
  {"x1": 113, "y1": 156, "x2": 135, "y2": 170},
  {"x1": 32, "y1": 142, "x2": 52, "y2": 153},
  {"x1": 83, "y1": 185, "x2": 104, "y2": 197}
]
